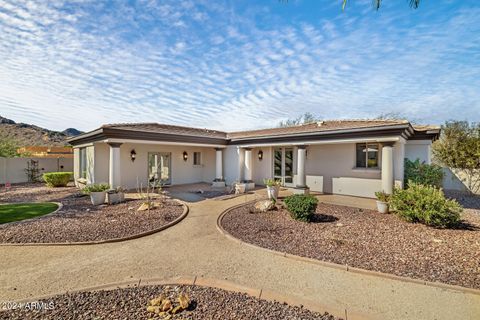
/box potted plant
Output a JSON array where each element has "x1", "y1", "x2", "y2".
[
  {"x1": 264, "y1": 178, "x2": 281, "y2": 201},
  {"x1": 375, "y1": 191, "x2": 390, "y2": 214},
  {"x1": 83, "y1": 183, "x2": 110, "y2": 205},
  {"x1": 106, "y1": 187, "x2": 126, "y2": 205}
]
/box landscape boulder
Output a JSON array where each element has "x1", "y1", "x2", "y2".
[{"x1": 253, "y1": 200, "x2": 275, "y2": 213}]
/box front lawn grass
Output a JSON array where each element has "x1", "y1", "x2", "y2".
[{"x1": 0, "y1": 203, "x2": 58, "y2": 224}]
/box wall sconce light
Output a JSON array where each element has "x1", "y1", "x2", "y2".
[
  {"x1": 258, "y1": 150, "x2": 263, "y2": 161},
  {"x1": 130, "y1": 149, "x2": 136, "y2": 162},
  {"x1": 183, "y1": 151, "x2": 188, "y2": 161}
]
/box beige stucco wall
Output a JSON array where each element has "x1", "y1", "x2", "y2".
[
  {"x1": 94, "y1": 143, "x2": 109, "y2": 184},
  {"x1": 96, "y1": 143, "x2": 218, "y2": 189},
  {"x1": 0, "y1": 157, "x2": 73, "y2": 184},
  {"x1": 405, "y1": 140, "x2": 431, "y2": 164},
  {"x1": 252, "y1": 146, "x2": 273, "y2": 185},
  {"x1": 304, "y1": 143, "x2": 382, "y2": 197}
]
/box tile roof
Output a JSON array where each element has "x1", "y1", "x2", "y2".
[
  {"x1": 227, "y1": 119, "x2": 410, "y2": 139},
  {"x1": 412, "y1": 124, "x2": 441, "y2": 132},
  {"x1": 103, "y1": 123, "x2": 227, "y2": 139},
  {"x1": 86, "y1": 119, "x2": 439, "y2": 143}
]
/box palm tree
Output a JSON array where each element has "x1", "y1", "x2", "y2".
[{"x1": 342, "y1": 0, "x2": 422, "y2": 10}]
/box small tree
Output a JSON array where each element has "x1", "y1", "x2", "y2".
[
  {"x1": 278, "y1": 112, "x2": 319, "y2": 128},
  {"x1": 25, "y1": 159, "x2": 41, "y2": 182},
  {"x1": 0, "y1": 136, "x2": 19, "y2": 157},
  {"x1": 433, "y1": 121, "x2": 480, "y2": 193}
]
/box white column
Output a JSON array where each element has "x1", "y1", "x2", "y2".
[
  {"x1": 108, "y1": 143, "x2": 122, "y2": 189},
  {"x1": 381, "y1": 145, "x2": 394, "y2": 194},
  {"x1": 215, "y1": 148, "x2": 223, "y2": 180},
  {"x1": 393, "y1": 139, "x2": 405, "y2": 189},
  {"x1": 243, "y1": 148, "x2": 253, "y2": 182},
  {"x1": 296, "y1": 145, "x2": 307, "y2": 188}
]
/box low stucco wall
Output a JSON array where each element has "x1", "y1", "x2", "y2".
[
  {"x1": 442, "y1": 168, "x2": 480, "y2": 194},
  {"x1": 0, "y1": 157, "x2": 73, "y2": 184}
]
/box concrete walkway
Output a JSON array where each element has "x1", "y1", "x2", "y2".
[{"x1": 0, "y1": 192, "x2": 479, "y2": 320}]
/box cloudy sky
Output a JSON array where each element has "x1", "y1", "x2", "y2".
[{"x1": 0, "y1": 0, "x2": 479, "y2": 132}]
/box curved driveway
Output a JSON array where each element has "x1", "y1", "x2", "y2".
[{"x1": 0, "y1": 192, "x2": 479, "y2": 320}]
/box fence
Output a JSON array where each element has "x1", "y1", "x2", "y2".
[
  {"x1": 0, "y1": 157, "x2": 73, "y2": 184},
  {"x1": 442, "y1": 167, "x2": 480, "y2": 194}
]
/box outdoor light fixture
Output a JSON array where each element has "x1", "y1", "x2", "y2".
[
  {"x1": 130, "y1": 149, "x2": 136, "y2": 162},
  {"x1": 258, "y1": 150, "x2": 263, "y2": 161},
  {"x1": 183, "y1": 151, "x2": 188, "y2": 161}
]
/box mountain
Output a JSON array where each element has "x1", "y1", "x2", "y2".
[
  {"x1": 62, "y1": 128, "x2": 83, "y2": 136},
  {"x1": 0, "y1": 115, "x2": 84, "y2": 147}
]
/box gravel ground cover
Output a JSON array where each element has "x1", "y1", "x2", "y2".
[
  {"x1": 0, "y1": 285, "x2": 338, "y2": 320},
  {"x1": 0, "y1": 183, "x2": 77, "y2": 203},
  {"x1": 221, "y1": 201, "x2": 480, "y2": 290},
  {"x1": 0, "y1": 183, "x2": 184, "y2": 243}
]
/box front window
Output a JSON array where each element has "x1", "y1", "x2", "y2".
[
  {"x1": 193, "y1": 152, "x2": 201, "y2": 166},
  {"x1": 356, "y1": 143, "x2": 379, "y2": 168},
  {"x1": 79, "y1": 147, "x2": 87, "y2": 179}
]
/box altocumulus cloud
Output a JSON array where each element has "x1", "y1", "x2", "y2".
[{"x1": 0, "y1": 0, "x2": 479, "y2": 131}]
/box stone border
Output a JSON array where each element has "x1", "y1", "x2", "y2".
[
  {"x1": 0, "y1": 202, "x2": 63, "y2": 226},
  {"x1": 7, "y1": 276, "x2": 367, "y2": 320},
  {"x1": 216, "y1": 201, "x2": 480, "y2": 297},
  {"x1": 0, "y1": 200, "x2": 188, "y2": 246}
]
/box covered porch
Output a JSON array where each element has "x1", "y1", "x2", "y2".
[{"x1": 229, "y1": 136, "x2": 406, "y2": 199}]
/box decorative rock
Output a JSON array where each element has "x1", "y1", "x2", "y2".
[
  {"x1": 146, "y1": 305, "x2": 156, "y2": 313},
  {"x1": 137, "y1": 202, "x2": 154, "y2": 211},
  {"x1": 172, "y1": 305, "x2": 183, "y2": 314},
  {"x1": 149, "y1": 296, "x2": 163, "y2": 306},
  {"x1": 254, "y1": 200, "x2": 275, "y2": 213},
  {"x1": 161, "y1": 299, "x2": 172, "y2": 312},
  {"x1": 178, "y1": 293, "x2": 190, "y2": 309}
]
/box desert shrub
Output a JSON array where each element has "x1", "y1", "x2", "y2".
[
  {"x1": 404, "y1": 158, "x2": 443, "y2": 188},
  {"x1": 389, "y1": 182, "x2": 462, "y2": 228},
  {"x1": 43, "y1": 172, "x2": 72, "y2": 187},
  {"x1": 284, "y1": 194, "x2": 318, "y2": 222},
  {"x1": 82, "y1": 183, "x2": 110, "y2": 194}
]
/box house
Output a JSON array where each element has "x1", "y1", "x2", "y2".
[
  {"x1": 17, "y1": 146, "x2": 74, "y2": 158},
  {"x1": 67, "y1": 120, "x2": 440, "y2": 198}
]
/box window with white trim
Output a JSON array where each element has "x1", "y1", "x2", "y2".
[
  {"x1": 79, "y1": 147, "x2": 87, "y2": 179},
  {"x1": 193, "y1": 152, "x2": 201, "y2": 166},
  {"x1": 355, "y1": 143, "x2": 379, "y2": 168}
]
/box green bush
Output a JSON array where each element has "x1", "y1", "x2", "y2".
[
  {"x1": 43, "y1": 172, "x2": 72, "y2": 187},
  {"x1": 389, "y1": 182, "x2": 462, "y2": 228},
  {"x1": 284, "y1": 194, "x2": 318, "y2": 222},
  {"x1": 82, "y1": 183, "x2": 110, "y2": 194},
  {"x1": 374, "y1": 191, "x2": 390, "y2": 202},
  {"x1": 404, "y1": 158, "x2": 443, "y2": 188}
]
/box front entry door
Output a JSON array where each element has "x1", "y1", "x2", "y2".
[
  {"x1": 148, "y1": 152, "x2": 171, "y2": 186},
  {"x1": 273, "y1": 147, "x2": 294, "y2": 186}
]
